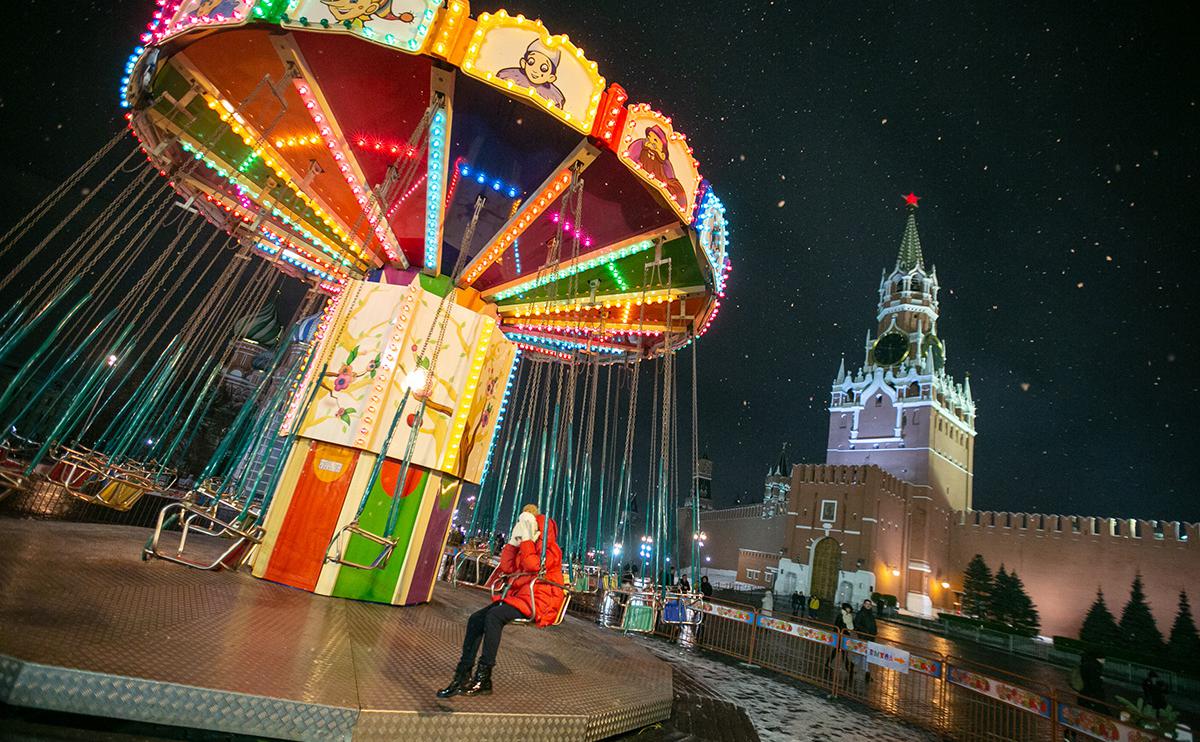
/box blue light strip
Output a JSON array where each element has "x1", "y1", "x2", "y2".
[
  {"x1": 424, "y1": 108, "x2": 448, "y2": 272},
  {"x1": 118, "y1": 46, "x2": 146, "y2": 109},
  {"x1": 698, "y1": 190, "x2": 731, "y2": 296},
  {"x1": 477, "y1": 347, "x2": 522, "y2": 487},
  {"x1": 458, "y1": 164, "x2": 521, "y2": 200}
]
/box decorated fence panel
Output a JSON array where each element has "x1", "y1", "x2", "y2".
[{"x1": 943, "y1": 662, "x2": 1056, "y2": 742}]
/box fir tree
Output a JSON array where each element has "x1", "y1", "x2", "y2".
[
  {"x1": 962, "y1": 554, "x2": 993, "y2": 619},
  {"x1": 1167, "y1": 591, "x2": 1200, "y2": 665},
  {"x1": 991, "y1": 565, "x2": 1016, "y2": 623},
  {"x1": 1079, "y1": 589, "x2": 1122, "y2": 647},
  {"x1": 1119, "y1": 574, "x2": 1164, "y2": 653},
  {"x1": 1007, "y1": 570, "x2": 1040, "y2": 635}
]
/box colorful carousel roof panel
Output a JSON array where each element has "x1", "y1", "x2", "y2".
[{"x1": 124, "y1": 0, "x2": 731, "y2": 359}]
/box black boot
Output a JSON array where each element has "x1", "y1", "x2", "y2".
[
  {"x1": 461, "y1": 664, "x2": 493, "y2": 696},
  {"x1": 436, "y1": 663, "x2": 473, "y2": 698}
]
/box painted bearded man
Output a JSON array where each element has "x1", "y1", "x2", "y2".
[{"x1": 626, "y1": 125, "x2": 687, "y2": 209}]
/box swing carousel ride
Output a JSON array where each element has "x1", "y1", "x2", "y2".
[
  {"x1": 0, "y1": 0, "x2": 731, "y2": 613},
  {"x1": 0, "y1": 1, "x2": 732, "y2": 736}
]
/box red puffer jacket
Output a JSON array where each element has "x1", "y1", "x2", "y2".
[{"x1": 493, "y1": 514, "x2": 565, "y2": 627}]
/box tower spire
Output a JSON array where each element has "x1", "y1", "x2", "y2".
[{"x1": 897, "y1": 193, "x2": 924, "y2": 271}]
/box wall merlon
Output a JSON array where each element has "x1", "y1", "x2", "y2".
[{"x1": 951, "y1": 511, "x2": 1197, "y2": 547}]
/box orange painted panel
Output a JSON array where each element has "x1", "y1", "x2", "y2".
[{"x1": 261, "y1": 441, "x2": 359, "y2": 591}]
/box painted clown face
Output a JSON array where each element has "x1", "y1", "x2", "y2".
[
  {"x1": 520, "y1": 50, "x2": 558, "y2": 86},
  {"x1": 321, "y1": 0, "x2": 385, "y2": 21}
]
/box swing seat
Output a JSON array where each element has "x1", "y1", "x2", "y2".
[
  {"x1": 142, "y1": 500, "x2": 263, "y2": 571},
  {"x1": 660, "y1": 594, "x2": 705, "y2": 627},
  {"x1": 0, "y1": 465, "x2": 32, "y2": 503},
  {"x1": 600, "y1": 589, "x2": 659, "y2": 633},
  {"x1": 451, "y1": 548, "x2": 500, "y2": 589},
  {"x1": 324, "y1": 521, "x2": 397, "y2": 570},
  {"x1": 490, "y1": 570, "x2": 572, "y2": 627},
  {"x1": 620, "y1": 600, "x2": 658, "y2": 633},
  {"x1": 90, "y1": 478, "x2": 151, "y2": 511}
]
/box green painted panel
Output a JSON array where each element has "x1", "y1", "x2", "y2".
[
  {"x1": 330, "y1": 462, "x2": 429, "y2": 602},
  {"x1": 494, "y1": 234, "x2": 706, "y2": 306}
]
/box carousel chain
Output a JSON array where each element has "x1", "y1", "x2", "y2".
[
  {"x1": 0, "y1": 159, "x2": 155, "y2": 300},
  {"x1": 0, "y1": 144, "x2": 145, "y2": 281},
  {"x1": 58, "y1": 195, "x2": 190, "y2": 355},
  {"x1": 0, "y1": 132, "x2": 132, "y2": 260}
]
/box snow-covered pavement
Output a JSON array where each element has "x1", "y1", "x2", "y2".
[{"x1": 635, "y1": 636, "x2": 938, "y2": 742}]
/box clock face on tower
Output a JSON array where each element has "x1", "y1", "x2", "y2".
[{"x1": 873, "y1": 331, "x2": 909, "y2": 366}]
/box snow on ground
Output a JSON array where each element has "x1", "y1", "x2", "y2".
[{"x1": 634, "y1": 636, "x2": 938, "y2": 742}]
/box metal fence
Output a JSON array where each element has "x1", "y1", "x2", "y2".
[{"x1": 571, "y1": 593, "x2": 1177, "y2": 742}]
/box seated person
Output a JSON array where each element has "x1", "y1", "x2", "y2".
[{"x1": 437, "y1": 504, "x2": 564, "y2": 698}]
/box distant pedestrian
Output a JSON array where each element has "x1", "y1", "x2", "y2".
[
  {"x1": 808, "y1": 595, "x2": 821, "y2": 619},
  {"x1": 791, "y1": 591, "x2": 803, "y2": 616},
  {"x1": 761, "y1": 590, "x2": 774, "y2": 617},
  {"x1": 828, "y1": 602, "x2": 855, "y2": 676},
  {"x1": 699, "y1": 575, "x2": 713, "y2": 597},
  {"x1": 1141, "y1": 670, "x2": 1167, "y2": 712},
  {"x1": 855, "y1": 599, "x2": 878, "y2": 683},
  {"x1": 797, "y1": 591, "x2": 807, "y2": 617},
  {"x1": 1075, "y1": 651, "x2": 1107, "y2": 714}
]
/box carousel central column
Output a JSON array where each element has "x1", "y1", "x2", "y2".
[{"x1": 251, "y1": 274, "x2": 518, "y2": 605}]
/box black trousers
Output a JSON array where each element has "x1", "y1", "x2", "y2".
[{"x1": 458, "y1": 601, "x2": 525, "y2": 670}]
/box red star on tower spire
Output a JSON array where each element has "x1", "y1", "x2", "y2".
[{"x1": 903, "y1": 192, "x2": 921, "y2": 207}]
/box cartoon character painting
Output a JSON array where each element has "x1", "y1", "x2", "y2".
[
  {"x1": 320, "y1": 0, "x2": 415, "y2": 29},
  {"x1": 625, "y1": 125, "x2": 687, "y2": 209},
  {"x1": 497, "y1": 39, "x2": 566, "y2": 109}
]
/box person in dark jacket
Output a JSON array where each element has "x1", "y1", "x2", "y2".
[
  {"x1": 1141, "y1": 670, "x2": 1167, "y2": 712},
  {"x1": 699, "y1": 575, "x2": 713, "y2": 597},
  {"x1": 854, "y1": 599, "x2": 879, "y2": 683},
  {"x1": 1078, "y1": 652, "x2": 1107, "y2": 713}
]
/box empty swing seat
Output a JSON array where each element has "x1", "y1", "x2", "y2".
[
  {"x1": 660, "y1": 594, "x2": 705, "y2": 627},
  {"x1": 143, "y1": 499, "x2": 264, "y2": 571}
]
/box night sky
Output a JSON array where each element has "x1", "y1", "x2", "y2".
[{"x1": 1, "y1": 2, "x2": 1196, "y2": 520}]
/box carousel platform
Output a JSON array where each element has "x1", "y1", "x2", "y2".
[{"x1": 0, "y1": 520, "x2": 672, "y2": 741}]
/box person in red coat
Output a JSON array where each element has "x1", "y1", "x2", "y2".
[{"x1": 437, "y1": 504, "x2": 565, "y2": 698}]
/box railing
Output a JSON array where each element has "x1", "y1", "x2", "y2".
[{"x1": 572, "y1": 593, "x2": 1180, "y2": 742}]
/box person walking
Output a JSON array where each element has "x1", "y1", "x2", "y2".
[
  {"x1": 761, "y1": 589, "x2": 774, "y2": 617},
  {"x1": 437, "y1": 504, "x2": 564, "y2": 698},
  {"x1": 796, "y1": 591, "x2": 807, "y2": 618},
  {"x1": 791, "y1": 591, "x2": 802, "y2": 616},
  {"x1": 828, "y1": 602, "x2": 855, "y2": 678},
  {"x1": 1076, "y1": 651, "x2": 1108, "y2": 714},
  {"x1": 1141, "y1": 670, "x2": 1167, "y2": 713},
  {"x1": 808, "y1": 594, "x2": 821, "y2": 620},
  {"x1": 854, "y1": 598, "x2": 878, "y2": 683}
]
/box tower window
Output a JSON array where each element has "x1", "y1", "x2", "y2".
[{"x1": 875, "y1": 395, "x2": 883, "y2": 407}]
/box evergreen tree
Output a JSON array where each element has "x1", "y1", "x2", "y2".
[
  {"x1": 990, "y1": 565, "x2": 1014, "y2": 622},
  {"x1": 1079, "y1": 589, "x2": 1122, "y2": 647},
  {"x1": 1006, "y1": 570, "x2": 1040, "y2": 635},
  {"x1": 1167, "y1": 591, "x2": 1200, "y2": 665},
  {"x1": 1119, "y1": 574, "x2": 1164, "y2": 653},
  {"x1": 962, "y1": 554, "x2": 993, "y2": 619}
]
